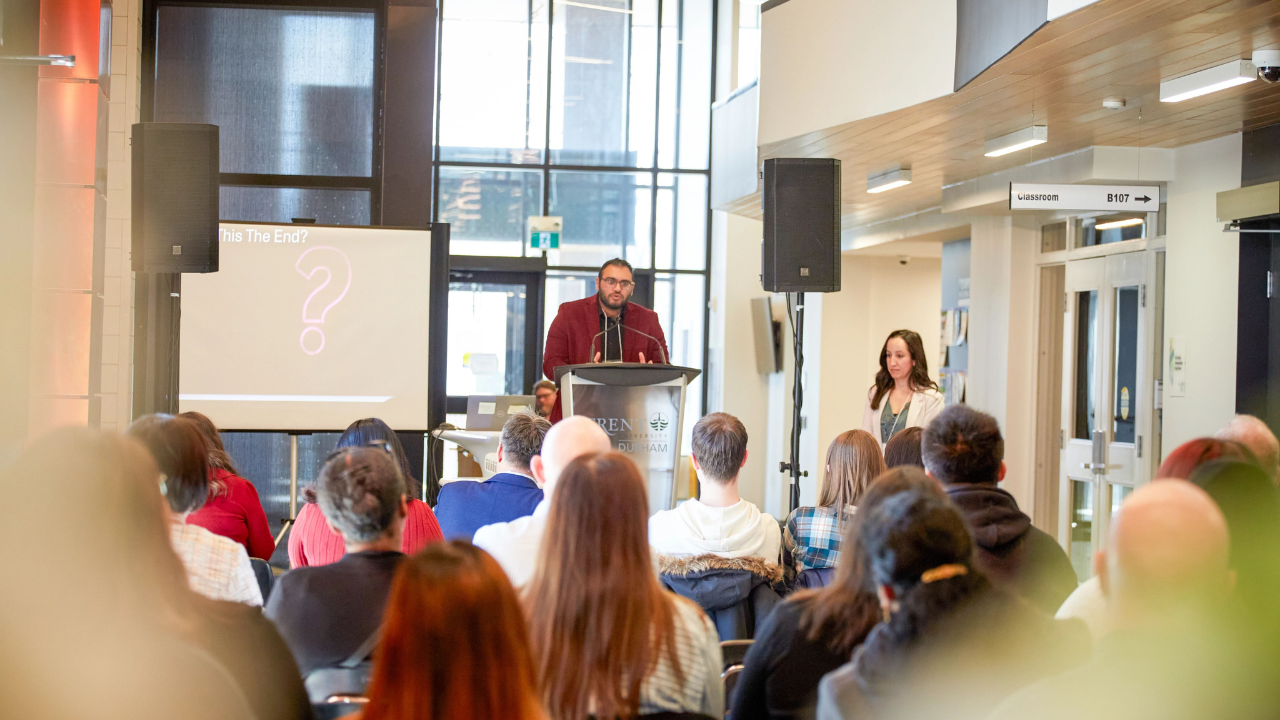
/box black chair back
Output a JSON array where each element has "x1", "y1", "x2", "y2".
[
  {"x1": 720, "y1": 639, "x2": 753, "y2": 669},
  {"x1": 722, "y1": 665, "x2": 745, "y2": 718},
  {"x1": 312, "y1": 699, "x2": 367, "y2": 720},
  {"x1": 305, "y1": 665, "x2": 372, "y2": 704},
  {"x1": 249, "y1": 557, "x2": 274, "y2": 602}
]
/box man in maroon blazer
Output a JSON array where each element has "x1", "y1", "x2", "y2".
[{"x1": 542, "y1": 258, "x2": 670, "y2": 422}]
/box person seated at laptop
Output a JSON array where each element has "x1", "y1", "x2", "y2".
[
  {"x1": 265, "y1": 446, "x2": 407, "y2": 677},
  {"x1": 435, "y1": 413, "x2": 551, "y2": 541}
]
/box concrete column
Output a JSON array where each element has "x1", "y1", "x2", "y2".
[{"x1": 967, "y1": 215, "x2": 1039, "y2": 510}]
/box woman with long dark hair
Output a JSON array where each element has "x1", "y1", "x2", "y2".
[
  {"x1": 289, "y1": 417, "x2": 443, "y2": 567},
  {"x1": 732, "y1": 467, "x2": 942, "y2": 720},
  {"x1": 817, "y1": 489, "x2": 1089, "y2": 720},
  {"x1": 180, "y1": 411, "x2": 276, "y2": 561},
  {"x1": 526, "y1": 452, "x2": 723, "y2": 720},
  {"x1": 781, "y1": 429, "x2": 885, "y2": 582},
  {"x1": 359, "y1": 541, "x2": 546, "y2": 720},
  {"x1": 128, "y1": 414, "x2": 262, "y2": 606},
  {"x1": 0, "y1": 428, "x2": 311, "y2": 720},
  {"x1": 861, "y1": 329, "x2": 943, "y2": 447}
]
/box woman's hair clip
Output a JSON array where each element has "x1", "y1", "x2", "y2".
[{"x1": 920, "y1": 563, "x2": 968, "y2": 584}]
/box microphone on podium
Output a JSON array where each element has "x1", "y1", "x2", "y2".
[
  {"x1": 588, "y1": 321, "x2": 667, "y2": 364},
  {"x1": 620, "y1": 324, "x2": 669, "y2": 365}
]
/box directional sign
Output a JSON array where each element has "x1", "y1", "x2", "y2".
[{"x1": 1009, "y1": 183, "x2": 1159, "y2": 212}]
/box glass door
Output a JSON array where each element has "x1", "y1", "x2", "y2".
[
  {"x1": 1059, "y1": 251, "x2": 1148, "y2": 580},
  {"x1": 446, "y1": 268, "x2": 546, "y2": 417}
]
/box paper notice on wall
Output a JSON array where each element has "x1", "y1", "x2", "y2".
[{"x1": 1167, "y1": 336, "x2": 1187, "y2": 398}]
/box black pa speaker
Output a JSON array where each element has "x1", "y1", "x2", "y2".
[
  {"x1": 131, "y1": 123, "x2": 220, "y2": 273},
  {"x1": 761, "y1": 158, "x2": 841, "y2": 293}
]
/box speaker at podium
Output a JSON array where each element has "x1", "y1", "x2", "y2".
[{"x1": 554, "y1": 362, "x2": 701, "y2": 512}]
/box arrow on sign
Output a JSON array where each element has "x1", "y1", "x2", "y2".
[{"x1": 1136, "y1": 195, "x2": 1151, "y2": 203}]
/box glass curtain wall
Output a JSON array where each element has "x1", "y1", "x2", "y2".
[{"x1": 436, "y1": 0, "x2": 714, "y2": 431}]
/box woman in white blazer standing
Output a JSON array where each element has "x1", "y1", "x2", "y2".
[{"x1": 861, "y1": 329, "x2": 945, "y2": 447}]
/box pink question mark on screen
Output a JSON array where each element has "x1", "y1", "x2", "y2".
[{"x1": 295, "y1": 246, "x2": 352, "y2": 355}]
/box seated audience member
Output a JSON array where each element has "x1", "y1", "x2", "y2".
[
  {"x1": 782, "y1": 429, "x2": 884, "y2": 582},
  {"x1": 651, "y1": 413, "x2": 781, "y2": 561},
  {"x1": 1188, "y1": 460, "x2": 1280, "y2": 618},
  {"x1": 435, "y1": 412, "x2": 550, "y2": 541},
  {"x1": 359, "y1": 541, "x2": 546, "y2": 720},
  {"x1": 990, "y1": 482, "x2": 1252, "y2": 720},
  {"x1": 128, "y1": 414, "x2": 262, "y2": 606},
  {"x1": 180, "y1": 411, "x2": 275, "y2": 561},
  {"x1": 289, "y1": 417, "x2": 442, "y2": 567},
  {"x1": 921, "y1": 405, "x2": 1077, "y2": 613},
  {"x1": 883, "y1": 426, "x2": 925, "y2": 469},
  {"x1": 732, "y1": 467, "x2": 943, "y2": 720},
  {"x1": 651, "y1": 412, "x2": 784, "y2": 638},
  {"x1": 1156, "y1": 436, "x2": 1258, "y2": 480},
  {"x1": 1215, "y1": 414, "x2": 1280, "y2": 481},
  {"x1": 527, "y1": 452, "x2": 724, "y2": 720},
  {"x1": 1059, "y1": 436, "x2": 1262, "y2": 637},
  {"x1": 0, "y1": 429, "x2": 309, "y2": 720},
  {"x1": 473, "y1": 415, "x2": 612, "y2": 588},
  {"x1": 816, "y1": 490, "x2": 1090, "y2": 720},
  {"x1": 267, "y1": 446, "x2": 407, "y2": 677},
  {"x1": 534, "y1": 379, "x2": 558, "y2": 419}
]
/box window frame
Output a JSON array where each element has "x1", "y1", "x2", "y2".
[
  {"x1": 141, "y1": 0, "x2": 388, "y2": 223},
  {"x1": 431, "y1": 0, "x2": 716, "y2": 414}
]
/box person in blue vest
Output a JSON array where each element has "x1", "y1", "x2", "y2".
[{"x1": 435, "y1": 412, "x2": 551, "y2": 541}]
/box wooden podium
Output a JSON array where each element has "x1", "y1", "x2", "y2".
[{"x1": 554, "y1": 363, "x2": 701, "y2": 511}]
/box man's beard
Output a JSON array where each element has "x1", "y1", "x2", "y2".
[{"x1": 598, "y1": 289, "x2": 628, "y2": 312}]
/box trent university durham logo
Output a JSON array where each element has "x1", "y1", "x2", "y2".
[{"x1": 592, "y1": 413, "x2": 672, "y2": 453}]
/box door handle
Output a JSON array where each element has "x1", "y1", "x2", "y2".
[{"x1": 1088, "y1": 429, "x2": 1109, "y2": 475}]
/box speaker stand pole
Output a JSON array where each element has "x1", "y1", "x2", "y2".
[{"x1": 780, "y1": 291, "x2": 806, "y2": 513}]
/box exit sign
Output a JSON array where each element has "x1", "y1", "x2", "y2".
[{"x1": 528, "y1": 216, "x2": 562, "y2": 250}]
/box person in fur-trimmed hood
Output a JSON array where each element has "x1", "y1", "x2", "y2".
[{"x1": 650, "y1": 413, "x2": 784, "y2": 639}]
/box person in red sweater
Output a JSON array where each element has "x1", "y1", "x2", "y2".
[
  {"x1": 542, "y1": 258, "x2": 670, "y2": 422},
  {"x1": 181, "y1": 411, "x2": 276, "y2": 561},
  {"x1": 288, "y1": 418, "x2": 443, "y2": 568}
]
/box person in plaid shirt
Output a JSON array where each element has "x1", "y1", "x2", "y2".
[{"x1": 783, "y1": 429, "x2": 885, "y2": 584}]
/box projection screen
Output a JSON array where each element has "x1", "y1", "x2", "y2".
[{"x1": 179, "y1": 222, "x2": 432, "y2": 430}]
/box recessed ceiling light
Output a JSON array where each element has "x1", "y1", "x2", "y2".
[
  {"x1": 1095, "y1": 217, "x2": 1144, "y2": 230},
  {"x1": 984, "y1": 126, "x2": 1048, "y2": 157},
  {"x1": 867, "y1": 167, "x2": 912, "y2": 193},
  {"x1": 1160, "y1": 59, "x2": 1256, "y2": 103}
]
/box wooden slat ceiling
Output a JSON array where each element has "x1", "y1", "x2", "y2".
[{"x1": 732, "y1": 0, "x2": 1280, "y2": 226}]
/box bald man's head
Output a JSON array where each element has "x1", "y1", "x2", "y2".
[
  {"x1": 531, "y1": 415, "x2": 612, "y2": 495},
  {"x1": 1099, "y1": 481, "x2": 1231, "y2": 623},
  {"x1": 1216, "y1": 415, "x2": 1279, "y2": 482}
]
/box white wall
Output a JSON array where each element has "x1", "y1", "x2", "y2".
[
  {"x1": 100, "y1": 0, "x2": 143, "y2": 431},
  {"x1": 707, "y1": 211, "x2": 772, "y2": 509},
  {"x1": 814, "y1": 254, "x2": 942, "y2": 493},
  {"x1": 758, "y1": 0, "x2": 956, "y2": 146},
  {"x1": 1162, "y1": 133, "x2": 1243, "y2": 453},
  {"x1": 967, "y1": 215, "x2": 1039, "y2": 509}
]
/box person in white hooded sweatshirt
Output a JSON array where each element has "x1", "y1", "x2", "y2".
[
  {"x1": 650, "y1": 413, "x2": 783, "y2": 639},
  {"x1": 649, "y1": 413, "x2": 781, "y2": 562}
]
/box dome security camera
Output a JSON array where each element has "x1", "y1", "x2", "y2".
[
  {"x1": 897, "y1": 255, "x2": 910, "y2": 266},
  {"x1": 1254, "y1": 50, "x2": 1280, "y2": 82}
]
